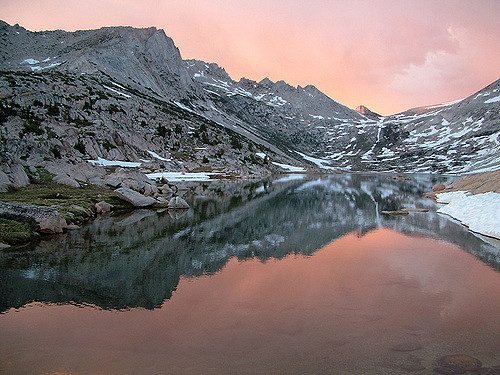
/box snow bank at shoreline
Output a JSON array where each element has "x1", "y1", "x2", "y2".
[{"x1": 437, "y1": 191, "x2": 500, "y2": 240}]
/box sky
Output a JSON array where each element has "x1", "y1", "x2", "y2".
[{"x1": 1, "y1": 0, "x2": 499, "y2": 115}]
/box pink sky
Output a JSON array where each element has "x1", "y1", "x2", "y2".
[{"x1": 1, "y1": 0, "x2": 499, "y2": 115}]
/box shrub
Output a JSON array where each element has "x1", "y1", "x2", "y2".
[
  {"x1": 50, "y1": 145, "x2": 61, "y2": 159},
  {"x1": 102, "y1": 139, "x2": 113, "y2": 151},
  {"x1": 74, "y1": 140, "x2": 86, "y2": 154},
  {"x1": 231, "y1": 136, "x2": 243, "y2": 150},
  {"x1": 20, "y1": 118, "x2": 44, "y2": 136},
  {"x1": 157, "y1": 124, "x2": 170, "y2": 137},
  {"x1": 46, "y1": 103, "x2": 60, "y2": 116}
]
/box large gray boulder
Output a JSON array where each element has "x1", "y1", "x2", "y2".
[
  {"x1": 114, "y1": 187, "x2": 157, "y2": 207},
  {"x1": 168, "y1": 196, "x2": 190, "y2": 209},
  {"x1": 105, "y1": 168, "x2": 157, "y2": 196},
  {"x1": 95, "y1": 200, "x2": 113, "y2": 213},
  {"x1": 53, "y1": 174, "x2": 80, "y2": 188},
  {"x1": 0, "y1": 161, "x2": 30, "y2": 192},
  {"x1": 0, "y1": 201, "x2": 68, "y2": 233}
]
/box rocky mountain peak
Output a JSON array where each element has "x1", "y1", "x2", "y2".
[{"x1": 355, "y1": 105, "x2": 381, "y2": 119}]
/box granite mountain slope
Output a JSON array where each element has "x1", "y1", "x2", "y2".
[{"x1": 0, "y1": 20, "x2": 499, "y2": 188}]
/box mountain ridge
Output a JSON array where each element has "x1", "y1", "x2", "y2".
[{"x1": 0, "y1": 20, "x2": 499, "y2": 193}]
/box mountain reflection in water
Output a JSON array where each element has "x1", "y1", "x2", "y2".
[{"x1": 0, "y1": 174, "x2": 498, "y2": 313}]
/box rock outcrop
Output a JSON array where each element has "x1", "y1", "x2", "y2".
[
  {"x1": 168, "y1": 196, "x2": 190, "y2": 209},
  {"x1": 114, "y1": 187, "x2": 157, "y2": 207},
  {"x1": 0, "y1": 201, "x2": 68, "y2": 233},
  {"x1": 0, "y1": 159, "x2": 30, "y2": 192},
  {"x1": 104, "y1": 168, "x2": 157, "y2": 196},
  {"x1": 95, "y1": 201, "x2": 113, "y2": 213}
]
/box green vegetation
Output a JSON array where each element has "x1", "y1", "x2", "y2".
[
  {"x1": 46, "y1": 103, "x2": 60, "y2": 116},
  {"x1": 74, "y1": 140, "x2": 86, "y2": 154},
  {"x1": 231, "y1": 136, "x2": 243, "y2": 150},
  {"x1": 157, "y1": 124, "x2": 171, "y2": 137},
  {"x1": 20, "y1": 118, "x2": 44, "y2": 137},
  {"x1": 0, "y1": 169, "x2": 134, "y2": 235},
  {"x1": 102, "y1": 139, "x2": 114, "y2": 151},
  {"x1": 50, "y1": 145, "x2": 61, "y2": 159},
  {"x1": 107, "y1": 104, "x2": 123, "y2": 114},
  {"x1": 0, "y1": 218, "x2": 33, "y2": 246}
]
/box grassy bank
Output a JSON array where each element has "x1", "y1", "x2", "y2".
[{"x1": 0, "y1": 169, "x2": 133, "y2": 247}]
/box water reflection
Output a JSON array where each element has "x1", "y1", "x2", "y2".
[
  {"x1": 0, "y1": 174, "x2": 498, "y2": 313},
  {"x1": 1, "y1": 229, "x2": 499, "y2": 374}
]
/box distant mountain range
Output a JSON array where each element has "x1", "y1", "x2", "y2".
[{"x1": 0, "y1": 20, "x2": 499, "y2": 183}]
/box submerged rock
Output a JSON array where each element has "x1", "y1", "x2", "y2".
[
  {"x1": 381, "y1": 210, "x2": 410, "y2": 216},
  {"x1": 114, "y1": 187, "x2": 157, "y2": 207},
  {"x1": 390, "y1": 341, "x2": 423, "y2": 352},
  {"x1": 434, "y1": 354, "x2": 482, "y2": 374}
]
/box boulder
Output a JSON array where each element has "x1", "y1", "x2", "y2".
[
  {"x1": 0, "y1": 201, "x2": 67, "y2": 234},
  {"x1": 434, "y1": 354, "x2": 482, "y2": 374},
  {"x1": 168, "y1": 196, "x2": 190, "y2": 209},
  {"x1": 114, "y1": 187, "x2": 157, "y2": 207},
  {"x1": 0, "y1": 160, "x2": 30, "y2": 192},
  {"x1": 105, "y1": 168, "x2": 157, "y2": 196},
  {"x1": 432, "y1": 183, "x2": 446, "y2": 192},
  {"x1": 158, "y1": 185, "x2": 174, "y2": 198},
  {"x1": 95, "y1": 201, "x2": 113, "y2": 213},
  {"x1": 53, "y1": 174, "x2": 80, "y2": 188}
]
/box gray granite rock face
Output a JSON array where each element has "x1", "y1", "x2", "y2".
[
  {"x1": 0, "y1": 20, "x2": 498, "y2": 177},
  {"x1": 168, "y1": 196, "x2": 189, "y2": 209},
  {"x1": 114, "y1": 187, "x2": 157, "y2": 207},
  {"x1": 104, "y1": 169, "x2": 157, "y2": 197}
]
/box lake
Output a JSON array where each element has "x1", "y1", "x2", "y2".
[{"x1": 1, "y1": 174, "x2": 499, "y2": 374}]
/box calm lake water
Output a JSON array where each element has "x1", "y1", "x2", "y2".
[{"x1": 1, "y1": 174, "x2": 499, "y2": 374}]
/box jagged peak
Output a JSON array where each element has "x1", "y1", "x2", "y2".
[
  {"x1": 259, "y1": 77, "x2": 274, "y2": 86},
  {"x1": 355, "y1": 105, "x2": 381, "y2": 119}
]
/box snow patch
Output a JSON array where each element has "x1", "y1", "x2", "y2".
[
  {"x1": 485, "y1": 95, "x2": 500, "y2": 104},
  {"x1": 21, "y1": 58, "x2": 39, "y2": 65},
  {"x1": 438, "y1": 192, "x2": 500, "y2": 239},
  {"x1": 146, "y1": 172, "x2": 218, "y2": 182},
  {"x1": 147, "y1": 150, "x2": 170, "y2": 161},
  {"x1": 88, "y1": 157, "x2": 141, "y2": 167},
  {"x1": 104, "y1": 85, "x2": 131, "y2": 98},
  {"x1": 435, "y1": 191, "x2": 472, "y2": 204},
  {"x1": 272, "y1": 162, "x2": 306, "y2": 172}
]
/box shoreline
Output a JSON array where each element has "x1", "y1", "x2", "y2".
[{"x1": 427, "y1": 170, "x2": 500, "y2": 240}]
